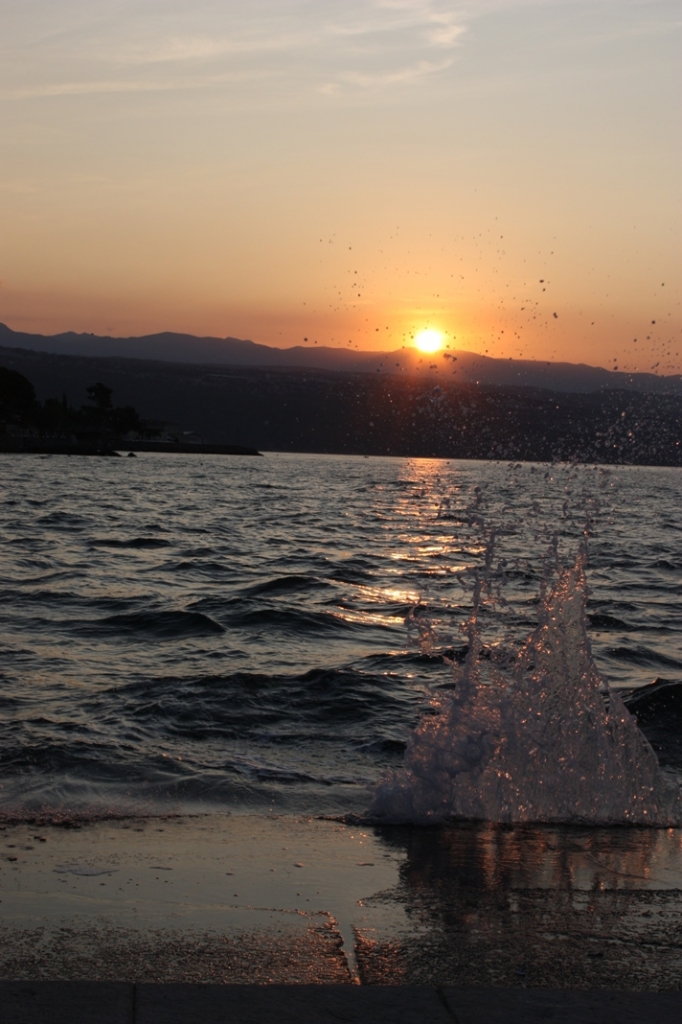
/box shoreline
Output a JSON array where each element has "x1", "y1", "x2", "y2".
[
  {"x1": 0, "y1": 439, "x2": 262, "y2": 456},
  {"x1": 1, "y1": 812, "x2": 681, "y2": 990},
  {"x1": 1, "y1": 441, "x2": 681, "y2": 467}
]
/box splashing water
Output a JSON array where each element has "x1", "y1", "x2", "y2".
[{"x1": 370, "y1": 543, "x2": 682, "y2": 826}]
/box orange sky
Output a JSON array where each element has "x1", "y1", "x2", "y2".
[{"x1": 1, "y1": 1, "x2": 680, "y2": 373}]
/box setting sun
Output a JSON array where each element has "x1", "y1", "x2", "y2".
[{"x1": 414, "y1": 330, "x2": 444, "y2": 354}]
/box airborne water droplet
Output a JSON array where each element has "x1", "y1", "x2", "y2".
[{"x1": 370, "y1": 543, "x2": 681, "y2": 827}]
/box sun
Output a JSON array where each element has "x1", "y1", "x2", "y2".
[{"x1": 414, "y1": 329, "x2": 444, "y2": 354}]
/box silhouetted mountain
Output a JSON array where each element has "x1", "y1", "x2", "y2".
[
  {"x1": 1, "y1": 346, "x2": 679, "y2": 465},
  {"x1": 0, "y1": 323, "x2": 679, "y2": 396}
]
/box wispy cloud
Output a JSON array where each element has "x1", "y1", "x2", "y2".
[
  {"x1": 322, "y1": 57, "x2": 455, "y2": 93},
  {"x1": 115, "y1": 31, "x2": 316, "y2": 66},
  {"x1": 428, "y1": 22, "x2": 467, "y2": 47},
  {"x1": 3, "y1": 1, "x2": 471, "y2": 104},
  {"x1": 4, "y1": 69, "x2": 275, "y2": 101},
  {"x1": 111, "y1": 4, "x2": 467, "y2": 63},
  {"x1": 8, "y1": 80, "x2": 178, "y2": 99}
]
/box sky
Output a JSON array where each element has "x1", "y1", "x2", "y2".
[{"x1": 1, "y1": 0, "x2": 680, "y2": 372}]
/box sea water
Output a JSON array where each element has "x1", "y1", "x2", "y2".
[{"x1": 0, "y1": 453, "x2": 680, "y2": 823}]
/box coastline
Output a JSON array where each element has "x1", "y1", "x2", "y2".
[
  {"x1": 0, "y1": 439, "x2": 262, "y2": 456},
  {"x1": 2, "y1": 812, "x2": 681, "y2": 991}
]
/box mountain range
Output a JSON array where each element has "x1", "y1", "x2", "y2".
[
  {"x1": 1, "y1": 323, "x2": 680, "y2": 395},
  {"x1": 1, "y1": 331, "x2": 680, "y2": 465}
]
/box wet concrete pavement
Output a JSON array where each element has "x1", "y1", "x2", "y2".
[{"x1": 2, "y1": 815, "x2": 682, "y2": 996}]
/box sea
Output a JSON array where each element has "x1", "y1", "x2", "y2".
[{"x1": 0, "y1": 452, "x2": 680, "y2": 823}]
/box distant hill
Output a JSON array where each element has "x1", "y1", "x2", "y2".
[
  {"x1": 1, "y1": 322, "x2": 679, "y2": 396},
  {"x1": 0, "y1": 345, "x2": 679, "y2": 465}
]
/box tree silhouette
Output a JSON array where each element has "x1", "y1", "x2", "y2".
[
  {"x1": 86, "y1": 382, "x2": 113, "y2": 410},
  {"x1": 0, "y1": 367, "x2": 38, "y2": 420}
]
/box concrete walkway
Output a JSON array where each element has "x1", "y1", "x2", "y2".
[{"x1": 0, "y1": 983, "x2": 679, "y2": 1023}]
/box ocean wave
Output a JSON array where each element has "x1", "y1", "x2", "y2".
[
  {"x1": 607, "y1": 646, "x2": 682, "y2": 670},
  {"x1": 90, "y1": 537, "x2": 172, "y2": 549},
  {"x1": 224, "y1": 606, "x2": 369, "y2": 634},
  {"x1": 36, "y1": 511, "x2": 89, "y2": 529},
  {"x1": 243, "y1": 574, "x2": 329, "y2": 596},
  {"x1": 90, "y1": 609, "x2": 225, "y2": 639},
  {"x1": 588, "y1": 612, "x2": 633, "y2": 631},
  {"x1": 105, "y1": 666, "x2": 422, "y2": 739}
]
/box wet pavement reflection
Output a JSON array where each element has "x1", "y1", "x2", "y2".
[{"x1": 355, "y1": 822, "x2": 682, "y2": 990}]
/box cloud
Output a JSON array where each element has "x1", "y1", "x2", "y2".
[
  {"x1": 7, "y1": 80, "x2": 177, "y2": 99},
  {"x1": 4, "y1": 69, "x2": 275, "y2": 101},
  {"x1": 427, "y1": 23, "x2": 467, "y2": 47},
  {"x1": 106, "y1": 2, "x2": 467, "y2": 66},
  {"x1": 115, "y1": 31, "x2": 316, "y2": 66},
  {"x1": 3, "y1": 1, "x2": 470, "y2": 104},
  {"x1": 324, "y1": 57, "x2": 455, "y2": 92}
]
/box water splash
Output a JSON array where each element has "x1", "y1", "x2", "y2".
[{"x1": 370, "y1": 543, "x2": 682, "y2": 826}]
